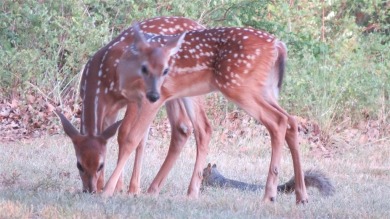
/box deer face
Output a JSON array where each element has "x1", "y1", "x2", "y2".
[
  {"x1": 119, "y1": 24, "x2": 186, "y2": 103},
  {"x1": 56, "y1": 111, "x2": 121, "y2": 193},
  {"x1": 139, "y1": 47, "x2": 171, "y2": 102},
  {"x1": 73, "y1": 137, "x2": 107, "y2": 193}
]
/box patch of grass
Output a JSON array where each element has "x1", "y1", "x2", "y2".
[{"x1": 1, "y1": 132, "x2": 389, "y2": 218}]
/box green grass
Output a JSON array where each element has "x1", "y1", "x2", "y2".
[{"x1": 1, "y1": 128, "x2": 389, "y2": 218}]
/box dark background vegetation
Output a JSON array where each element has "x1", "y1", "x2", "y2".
[{"x1": 0, "y1": 0, "x2": 389, "y2": 141}]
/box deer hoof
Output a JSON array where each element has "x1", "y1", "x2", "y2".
[
  {"x1": 262, "y1": 197, "x2": 275, "y2": 204},
  {"x1": 296, "y1": 199, "x2": 309, "y2": 205}
]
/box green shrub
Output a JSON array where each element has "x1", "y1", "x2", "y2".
[{"x1": 0, "y1": 0, "x2": 388, "y2": 132}]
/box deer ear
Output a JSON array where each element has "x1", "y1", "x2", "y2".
[
  {"x1": 55, "y1": 110, "x2": 81, "y2": 140},
  {"x1": 164, "y1": 33, "x2": 186, "y2": 56},
  {"x1": 100, "y1": 120, "x2": 122, "y2": 140},
  {"x1": 132, "y1": 23, "x2": 149, "y2": 53}
]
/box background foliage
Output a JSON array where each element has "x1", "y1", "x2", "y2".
[{"x1": 0, "y1": 0, "x2": 389, "y2": 137}]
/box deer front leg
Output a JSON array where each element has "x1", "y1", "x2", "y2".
[
  {"x1": 102, "y1": 101, "x2": 161, "y2": 198},
  {"x1": 128, "y1": 131, "x2": 148, "y2": 195}
]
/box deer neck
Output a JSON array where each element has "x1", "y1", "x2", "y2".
[
  {"x1": 79, "y1": 61, "x2": 107, "y2": 136},
  {"x1": 79, "y1": 49, "x2": 124, "y2": 135},
  {"x1": 161, "y1": 71, "x2": 216, "y2": 100},
  {"x1": 152, "y1": 30, "x2": 226, "y2": 100},
  {"x1": 78, "y1": 29, "x2": 143, "y2": 136}
]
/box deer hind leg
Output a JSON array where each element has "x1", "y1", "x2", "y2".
[
  {"x1": 147, "y1": 98, "x2": 192, "y2": 195},
  {"x1": 228, "y1": 93, "x2": 288, "y2": 203},
  {"x1": 270, "y1": 103, "x2": 308, "y2": 204},
  {"x1": 183, "y1": 97, "x2": 212, "y2": 198}
]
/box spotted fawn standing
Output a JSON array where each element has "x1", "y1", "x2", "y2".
[{"x1": 100, "y1": 24, "x2": 308, "y2": 204}]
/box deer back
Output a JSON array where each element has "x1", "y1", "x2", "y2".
[{"x1": 118, "y1": 27, "x2": 286, "y2": 103}]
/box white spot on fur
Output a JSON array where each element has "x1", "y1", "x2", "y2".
[
  {"x1": 109, "y1": 81, "x2": 115, "y2": 90},
  {"x1": 173, "y1": 64, "x2": 209, "y2": 74}
]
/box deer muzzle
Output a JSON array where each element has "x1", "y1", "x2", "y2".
[
  {"x1": 145, "y1": 76, "x2": 161, "y2": 102},
  {"x1": 146, "y1": 91, "x2": 160, "y2": 102}
]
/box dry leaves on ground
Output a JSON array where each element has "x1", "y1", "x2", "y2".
[{"x1": 0, "y1": 94, "x2": 80, "y2": 142}]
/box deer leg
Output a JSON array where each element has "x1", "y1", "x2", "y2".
[
  {"x1": 147, "y1": 99, "x2": 192, "y2": 194},
  {"x1": 231, "y1": 95, "x2": 287, "y2": 203},
  {"x1": 102, "y1": 101, "x2": 161, "y2": 198},
  {"x1": 97, "y1": 169, "x2": 105, "y2": 193},
  {"x1": 128, "y1": 128, "x2": 148, "y2": 195},
  {"x1": 101, "y1": 101, "x2": 130, "y2": 194},
  {"x1": 102, "y1": 110, "x2": 123, "y2": 193},
  {"x1": 270, "y1": 103, "x2": 308, "y2": 204},
  {"x1": 103, "y1": 111, "x2": 125, "y2": 193},
  {"x1": 114, "y1": 173, "x2": 124, "y2": 193},
  {"x1": 119, "y1": 101, "x2": 149, "y2": 195},
  {"x1": 259, "y1": 113, "x2": 287, "y2": 203},
  {"x1": 285, "y1": 115, "x2": 308, "y2": 204},
  {"x1": 286, "y1": 116, "x2": 308, "y2": 204},
  {"x1": 184, "y1": 97, "x2": 212, "y2": 198}
]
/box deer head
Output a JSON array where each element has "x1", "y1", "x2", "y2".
[
  {"x1": 55, "y1": 111, "x2": 122, "y2": 193},
  {"x1": 118, "y1": 24, "x2": 186, "y2": 103}
]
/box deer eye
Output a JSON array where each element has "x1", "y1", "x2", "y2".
[
  {"x1": 163, "y1": 68, "x2": 169, "y2": 76},
  {"x1": 77, "y1": 162, "x2": 84, "y2": 172},
  {"x1": 141, "y1": 65, "x2": 148, "y2": 75},
  {"x1": 97, "y1": 163, "x2": 104, "y2": 172}
]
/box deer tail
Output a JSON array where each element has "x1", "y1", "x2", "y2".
[{"x1": 275, "y1": 40, "x2": 287, "y2": 91}]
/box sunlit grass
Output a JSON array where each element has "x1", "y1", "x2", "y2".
[{"x1": 1, "y1": 128, "x2": 389, "y2": 218}]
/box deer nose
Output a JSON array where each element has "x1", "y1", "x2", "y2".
[{"x1": 146, "y1": 92, "x2": 160, "y2": 102}]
